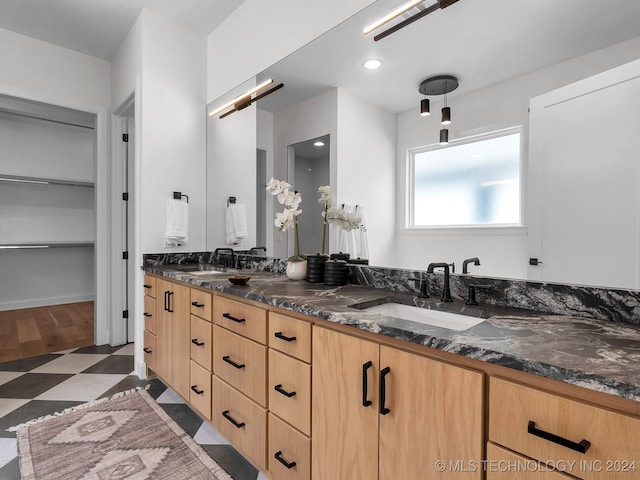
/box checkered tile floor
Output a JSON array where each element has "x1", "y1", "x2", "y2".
[{"x1": 0, "y1": 344, "x2": 267, "y2": 480}]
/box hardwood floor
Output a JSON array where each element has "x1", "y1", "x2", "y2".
[{"x1": 0, "y1": 301, "x2": 94, "y2": 362}]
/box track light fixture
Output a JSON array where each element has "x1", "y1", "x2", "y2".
[
  {"x1": 418, "y1": 74, "x2": 459, "y2": 144},
  {"x1": 208, "y1": 79, "x2": 284, "y2": 119}
]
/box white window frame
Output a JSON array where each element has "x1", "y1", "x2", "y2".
[{"x1": 404, "y1": 126, "x2": 527, "y2": 235}]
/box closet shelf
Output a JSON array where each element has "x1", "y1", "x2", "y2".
[
  {"x1": 0, "y1": 174, "x2": 94, "y2": 188},
  {"x1": 0, "y1": 241, "x2": 95, "y2": 249}
]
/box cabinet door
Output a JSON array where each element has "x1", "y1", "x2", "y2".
[
  {"x1": 156, "y1": 279, "x2": 172, "y2": 382},
  {"x1": 312, "y1": 327, "x2": 379, "y2": 480},
  {"x1": 486, "y1": 443, "x2": 576, "y2": 479},
  {"x1": 378, "y1": 346, "x2": 483, "y2": 480}
]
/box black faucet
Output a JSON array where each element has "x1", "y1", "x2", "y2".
[
  {"x1": 462, "y1": 257, "x2": 480, "y2": 274},
  {"x1": 408, "y1": 274, "x2": 429, "y2": 298},
  {"x1": 213, "y1": 248, "x2": 235, "y2": 268},
  {"x1": 427, "y1": 263, "x2": 453, "y2": 302},
  {"x1": 465, "y1": 284, "x2": 494, "y2": 306}
]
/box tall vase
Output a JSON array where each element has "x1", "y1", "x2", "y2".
[{"x1": 286, "y1": 260, "x2": 307, "y2": 280}]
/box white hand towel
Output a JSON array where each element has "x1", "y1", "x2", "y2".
[
  {"x1": 165, "y1": 199, "x2": 189, "y2": 246},
  {"x1": 226, "y1": 203, "x2": 248, "y2": 245}
]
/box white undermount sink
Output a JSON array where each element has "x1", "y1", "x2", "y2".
[
  {"x1": 357, "y1": 302, "x2": 485, "y2": 331},
  {"x1": 188, "y1": 270, "x2": 226, "y2": 275}
]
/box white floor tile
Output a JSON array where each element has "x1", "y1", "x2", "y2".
[
  {"x1": 155, "y1": 387, "x2": 185, "y2": 404},
  {"x1": 52, "y1": 348, "x2": 77, "y2": 355},
  {"x1": 0, "y1": 438, "x2": 17, "y2": 469},
  {"x1": 257, "y1": 472, "x2": 269, "y2": 480},
  {"x1": 0, "y1": 372, "x2": 24, "y2": 387},
  {"x1": 193, "y1": 422, "x2": 230, "y2": 445},
  {"x1": 0, "y1": 398, "x2": 30, "y2": 419},
  {"x1": 113, "y1": 343, "x2": 134, "y2": 355},
  {"x1": 30, "y1": 354, "x2": 109, "y2": 374},
  {"x1": 35, "y1": 373, "x2": 127, "y2": 401}
]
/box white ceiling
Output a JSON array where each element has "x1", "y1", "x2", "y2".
[{"x1": 0, "y1": 0, "x2": 245, "y2": 60}]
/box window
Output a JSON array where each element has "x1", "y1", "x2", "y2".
[{"x1": 409, "y1": 129, "x2": 521, "y2": 228}]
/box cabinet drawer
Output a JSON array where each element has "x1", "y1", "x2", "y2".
[
  {"x1": 489, "y1": 377, "x2": 640, "y2": 480},
  {"x1": 190, "y1": 315, "x2": 212, "y2": 370},
  {"x1": 213, "y1": 296, "x2": 267, "y2": 344},
  {"x1": 213, "y1": 326, "x2": 267, "y2": 407},
  {"x1": 268, "y1": 413, "x2": 310, "y2": 480},
  {"x1": 212, "y1": 376, "x2": 267, "y2": 471},
  {"x1": 189, "y1": 360, "x2": 211, "y2": 420},
  {"x1": 268, "y1": 349, "x2": 311, "y2": 435},
  {"x1": 143, "y1": 275, "x2": 156, "y2": 298},
  {"x1": 268, "y1": 312, "x2": 311, "y2": 363},
  {"x1": 486, "y1": 443, "x2": 575, "y2": 479},
  {"x1": 190, "y1": 288, "x2": 212, "y2": 322},
  {"x1": 143, "y1": 295, "x2": 156, "y2": 334},
  {"x1": 143, "y1": 330, "x2": 156, "y2": 372}
]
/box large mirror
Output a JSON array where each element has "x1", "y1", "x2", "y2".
[{"x1": 207, "y1": 0, "x2": 640, "y2": 289}]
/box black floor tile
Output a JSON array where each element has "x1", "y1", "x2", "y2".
[
  {"x1": 0, "y1": 457, "x2": 20, "y2": 480},
  {"x1": 160, "y1": 403, "x2": 204, "y2": 438},
  {"x1": 0, "y1": 400, "x2": 82, "y2": 438},
  {"x1": 71, "y1": 345, "x2": 125, "y2": 355},
  {"x1": 81, "y1": 355, "x2": 134, "y2": 374},
  {"x1": 98, "y1": 376, "x2": 166, "y2": 400},
  {"x1": 0, "y1": 373, "x2": 73, "y2": 399},
  {"x1": 0, "y1": 354, "x2": 63, "y2": 372},
  {"x1": 202, "y1": 445, "x2": 258, "y2": 480}
]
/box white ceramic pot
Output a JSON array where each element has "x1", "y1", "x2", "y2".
[{"x1": 286, "y1": 260, "x2": 308, "y2": 280}]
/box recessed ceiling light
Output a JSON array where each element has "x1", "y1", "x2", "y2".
[
  {"x1": 363, "y1": 59, "x2": 382, "y2": 70},
  {"x1": 314, "y1": 141, "x2": 325, "y2": 147}
]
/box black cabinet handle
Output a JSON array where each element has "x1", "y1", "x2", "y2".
[
  {"x1": 222, "y1": 313, "x2": 245, "y2": 323},
  {"x1": 274, "y1": 331, "x2": 296, "y2": 342},
  {"x1": 379, "y1": 366, "x2": 391, "y2": 415},
  {"x1": 191, "y1": 385, "x2": 204, "y2": 395},
  {"x1": 167, "y1": 291, "x2": 174, "y2": 313},
  {"x1": 191, "y1": 301, "x2": 205, "y2": 308},
  {"x1": 362, "y1": 361, "x2": 373, "y2": 407},
  {"x1": 274, "y1": 451, "x2": 297, "y2": 469},
  {"x1": 143, "y1": 312, "x2": 152, "y2": 317},
  {"x1": 191, "y1": 339, "x2": 205, "y2": 347},
  {"x1": 143, "y1": 348, "x2": 152, "y2": 354},
  {"x1": 222, "y1": 355, "x2": 245, "y2": 369},
  {"x1": 527, "y1": 421, "x2": 591, "y2": 453},
  {"x1": 143, "y1": 284, "x2": 152, "y2": 289},
  {"x1": 163, "y1": 291, "x2": 169, "y2": 311},
  {"x1": 222, "y1": 410, "x2": 245, "y2": 428},
  {"x1": 274, "y1": 384, "x2": 296, "y2": 398}
]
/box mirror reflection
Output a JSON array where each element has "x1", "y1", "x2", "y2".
[{"x1": 207, "y1": 0, "x2": 640, "y2": 289}]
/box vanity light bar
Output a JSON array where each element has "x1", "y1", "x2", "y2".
[
  {"x1": 208, "y1": 79, "x2": 274, "y2": 117},
  {"x1": 363, "y1": 0, "x2": 426, "y2": 34},
  {"x1": 218, "y1": 83, "x2": 284, "y2": 119}
]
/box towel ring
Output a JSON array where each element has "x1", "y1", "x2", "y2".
[
  {"x1": 173, "y1": 191, "x2": 189, "y2": 203},
  {"x1": 227, "y1": 196, "x2": 237, "y2": 207}
]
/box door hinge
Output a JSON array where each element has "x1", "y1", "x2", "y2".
[
  {"x1": 122, "y1": 251, "x2": 129, "y2": 260},
  {"x1": 122, "y1": 133, "x2": 129, "y2": 142},
  {"x1": 122, "y1": 310, "x2": 129, "y2": 319},
  {"x1": 122, "y1": 192, "x2": 129, "y2": 201}
]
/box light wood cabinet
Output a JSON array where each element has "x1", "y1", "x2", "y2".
[
  {"x1": 489, "y1": 377, "x2": 640, "y2": 480},
  {"x1": 156, "y1": 278, "x2": 191, "y2": 399},
  {"x1": 190, "y1": 315, "x2": 212, "y2": 370},
  {"x1": 143, "y1": 295, "x2": 156, "y2": 334},
  {"x1": 312, "y1": 326, "x2": 483, "y2": 480},
  {"x1": 268, "y1": 413, "x2": 310, "y2": 480},
  {"x1": 190, "y1": 288, "x2": 212, "y2": 322},
  {"x1": 189, "y1": 360, "x2": 211, "y2": 420},
  {"x1": 268, "y1": 312, "x2": 311, "y2": 363},
  {"x1": 213, "y1": 296, "x2": 267, "y2": 344},
  {"x1": 143, "y1": 329, "x2": 156, "y2": 372},
  {"x1": 486, "y1": 443, "x2": 575, "y2": 479},
  {"x1": 143, "y1": 274, "x2": 156, "y2": 298}
]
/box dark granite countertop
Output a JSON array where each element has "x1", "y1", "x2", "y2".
[{"x1": 144, "y1": 265, "x2": 640, "y2": 403}]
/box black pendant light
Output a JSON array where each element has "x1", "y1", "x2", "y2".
[
  {"x1": 439, "y1": 128, "x2": 449, "y2": 145},
  {"x1": 418, "y1": 74, "x2": 459, "y2": 143},
  {"x1": 420, "y1": 98, "x2": 430, "y2": 116}
]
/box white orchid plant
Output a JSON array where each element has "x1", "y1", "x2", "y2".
[
  {"x1": 266, "y1": 178, "x2": 305, "y2": 262},
  {"x1": 317, "y1": 185, "x2": 362, "y2": 254}
]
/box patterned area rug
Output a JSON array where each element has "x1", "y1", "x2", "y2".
[{"x1": 12, "y1": 388, "x2": 233, "y2": 480}]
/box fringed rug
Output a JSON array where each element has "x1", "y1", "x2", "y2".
[{"x1": 11, "y1": 388, "x2": 233, "y2": 480}]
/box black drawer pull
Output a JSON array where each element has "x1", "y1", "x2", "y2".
[
  {"x1": 274, "y1": 384, "x2": 296, "y2": 398},
  {"x1": 222, "y1": 410, "x2": 245, "y2": 428},
  {"x1": 143, "y1": 348, "x2": 152, "y2": 354},
  {"x1": 223, "y1": 313, "x2": 245, "y2": 323},
  {"x1": 190, "y1": 385, "x2": 204, "y2": 395},
  {"x1": 274, "y1": 331, "x2": 296, "y2": 342},
  {"x1": 222, "y1": 355, "x2": 245, "y2": 369},
  {"x1": 362, "y1": 361, "x2": 373, "y2": 407},
  {"x1": 191, "y1": 339, "x2": 205, "y2": 347},
  {"x1": 379, "y1": 366, "x2": 391, "y2": 415},
  {"x1": 527, "y1": 421, "x2": 591, "y2": 453},
  {"x1": 191, "y1": 301, "x2": 205, "y2": 308},
  {"x1": 167, "y1": 291, "x2": 174, "y2": 313},
  {"x1": 163, "y1": 291, "x2": 169, "y2": 311},
  {"x1": 143, "y1": 312, "x2": 152, "y2": 317},
  {"x1": 274, "y1": 451, "x2": 297, "y2": 469},
  {"x1": 143, "y1": 284, "x2": 152, "y2": 289}
]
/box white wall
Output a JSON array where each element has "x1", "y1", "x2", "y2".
[
  {"x1": 394, "y1": 36, "x2": 640, "y2": 279},
  {"x1": 257, "y1": 109, "x2": 274, "y2": 254},
  {"x1": 206, "y1": 0, "x2": 376, "y2": 103},
  {"x1": 336, "y1": 88, "x2": 396, "y2": 267}
]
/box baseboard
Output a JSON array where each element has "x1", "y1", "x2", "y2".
[{"x1": 0, "y1": 294, "x2": 94, "y2": 312}]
